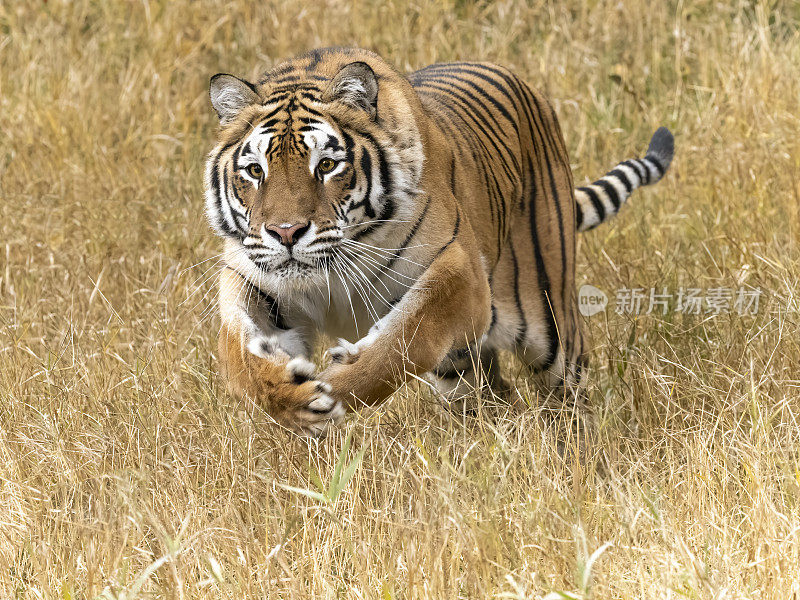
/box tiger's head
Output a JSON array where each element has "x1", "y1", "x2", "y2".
[{"x1": 204, "y1": 49, "x2": 425, "y2": 290}]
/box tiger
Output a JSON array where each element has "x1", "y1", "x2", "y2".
[{"x1": 204, "y1": 47, "x2": 674, "y2": 436}]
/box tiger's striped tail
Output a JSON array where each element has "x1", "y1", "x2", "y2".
[{"x1": 575, "y1": 127, "x2": 674, "y2": 232}]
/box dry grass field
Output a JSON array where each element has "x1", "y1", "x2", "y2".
[{"x1": 2, "y1": 0, "x2": 800, "y2": 597}]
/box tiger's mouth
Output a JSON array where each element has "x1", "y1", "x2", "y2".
[{"x1": 258, "y1": 257, "x2": 309, "y2": 271}]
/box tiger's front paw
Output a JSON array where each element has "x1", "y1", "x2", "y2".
[{"x1": 279, "y1": 358, "x2": 345, "y2": 437}]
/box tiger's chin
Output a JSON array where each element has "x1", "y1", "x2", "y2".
[{"x1": 262, "y1": 259, "x2": 328, "y2": 291}]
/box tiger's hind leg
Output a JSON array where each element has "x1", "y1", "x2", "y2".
[
  {"x1": 480, "y1": 221, "x2": 587, "y2": 393},
  {"x1": 427, "y1": 345, "x2": 511, "y2": 411},
  {"x1": 491, "y1": 78, "x2": 588, "y2": 399},
  {"x1": 515, "y1": 342, "x2": 588, "y2": 398}
]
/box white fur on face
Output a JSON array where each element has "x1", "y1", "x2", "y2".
[
  {"x1": 236, "y1": 127, "x2": 273, "y2": 187},
  {"x1": 302, "y1": 120, "x2": 347, "y2": 180}
]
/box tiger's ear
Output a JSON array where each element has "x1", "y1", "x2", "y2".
[
  {"x1": 209, "y1": 74, "x2": 259, "y2": 124},
  {"x1": 325, "y1": 62, "x2": 378, "y2": 118}
]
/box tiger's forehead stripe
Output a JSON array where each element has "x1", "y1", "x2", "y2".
[{"x1": 229, "y1": 91, "x2": 346, "y2": 163}]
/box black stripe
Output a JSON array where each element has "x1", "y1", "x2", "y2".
[
  {"x1": 324, "y1": 135, "x2": 342, "y2": 151},
  {"x1": 341, "y1": 130, "x2": 356, "y2": 168},
  {"x1": 251, "y1": 103, "x2": 288, "y2": 127},
  {"x1": 223, "y1": 169, "x2": 246, "y2": 220},
  {"x1": 633, "y1": 159, "x2": 652, "y2": 184},
  {"x1": 209, "y1": 142, "x2": 239, "y2": 236},
  {"x1": 259, "y1": 118, "x2": 282, "y2": 131},
  {"x1": 350, "y1": 149, "x2": 375, "y2": 218},
  {"x1": 353, "y1": 130, "x2": 390, "y2": 194},
  {"x1": 260, "y1": 90, "x2": 292, "y2": 104},
  {"x1": 509, "y1": 242, "x2": 527, "y2": 344},
  {"x1": 596, "y1": 179, "x2": 621, "y2": 210},
  {"x1": 414, "y1": 78, "x2": 518, "y2": 182},
  {"x1": 620, "y1": 159, "x2": 647, "y2": 184},
  {"x1": 226, "y1": 170, "x2": 249, "y2": 231},
  {"x1": 526, "y1": 156, "x2": 558, "y2": 369},
  {"x1": 306, "y1": 235, "x2": 341, "y2": 248},
  {"x1": 272, "y1": 74, "x2": 301, "y2": 84},
  {"x1": 450, "y1": 156, "x2": 457, "y2": 196},
  {"x1": 361, "y1": 150, "x2": 375, "y2": 217},
  {"x1": 235, "y1": 143, "x2": 246, "y2": 165},
  {"x1": 607, "y1": 168, "x2": 633, "y2": 193},
  {"x1": 345, "y1": 171, "x2": 357, "y2": 192},
  {"x1": 522, "y1": 80, "x2": 577, "y2": 347},
  {"x1": 580, "y1": 186, "x2": 606, "y2": 223},
  {"x1": 295, "y1": 110, "x2": 332, "y2": 125},
  {"x1": 233, "y1": 213, "x2": 248, "y2": 231},
  {"x1": 271, "y1": 83, "x2": 323, "y2": 95},
  {"x1": 434, "y1": 209, "x2": 461, "y2": 259},
  {"x1": 643, "y1": 155, "x2": 665, "y2": 178},
  {"x1": 352, "y1": 181, "x2": 398, "y2": 242}
]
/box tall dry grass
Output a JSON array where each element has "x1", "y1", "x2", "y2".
[{"x1": 1, "y1": 0, "x2": 800, "y2": 597}]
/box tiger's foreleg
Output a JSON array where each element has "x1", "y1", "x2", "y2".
[
  {"x1": 217, "y1": 268, "x2": 345, "y2": 436},
  {"x1": 321, "y1": 242, "x2": 491, "y2": 408}
]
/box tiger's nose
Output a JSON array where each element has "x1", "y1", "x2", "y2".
[{"x1": 265, "y1": 222, "x2": 311, "y2": 247}]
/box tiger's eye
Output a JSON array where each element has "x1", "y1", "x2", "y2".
[
  {"x1": 245, "y1": 163, "x2": 263, "y2": 178},
  {"x1": 317, "y1": 158, "x2": 337, "y2": 174}
]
